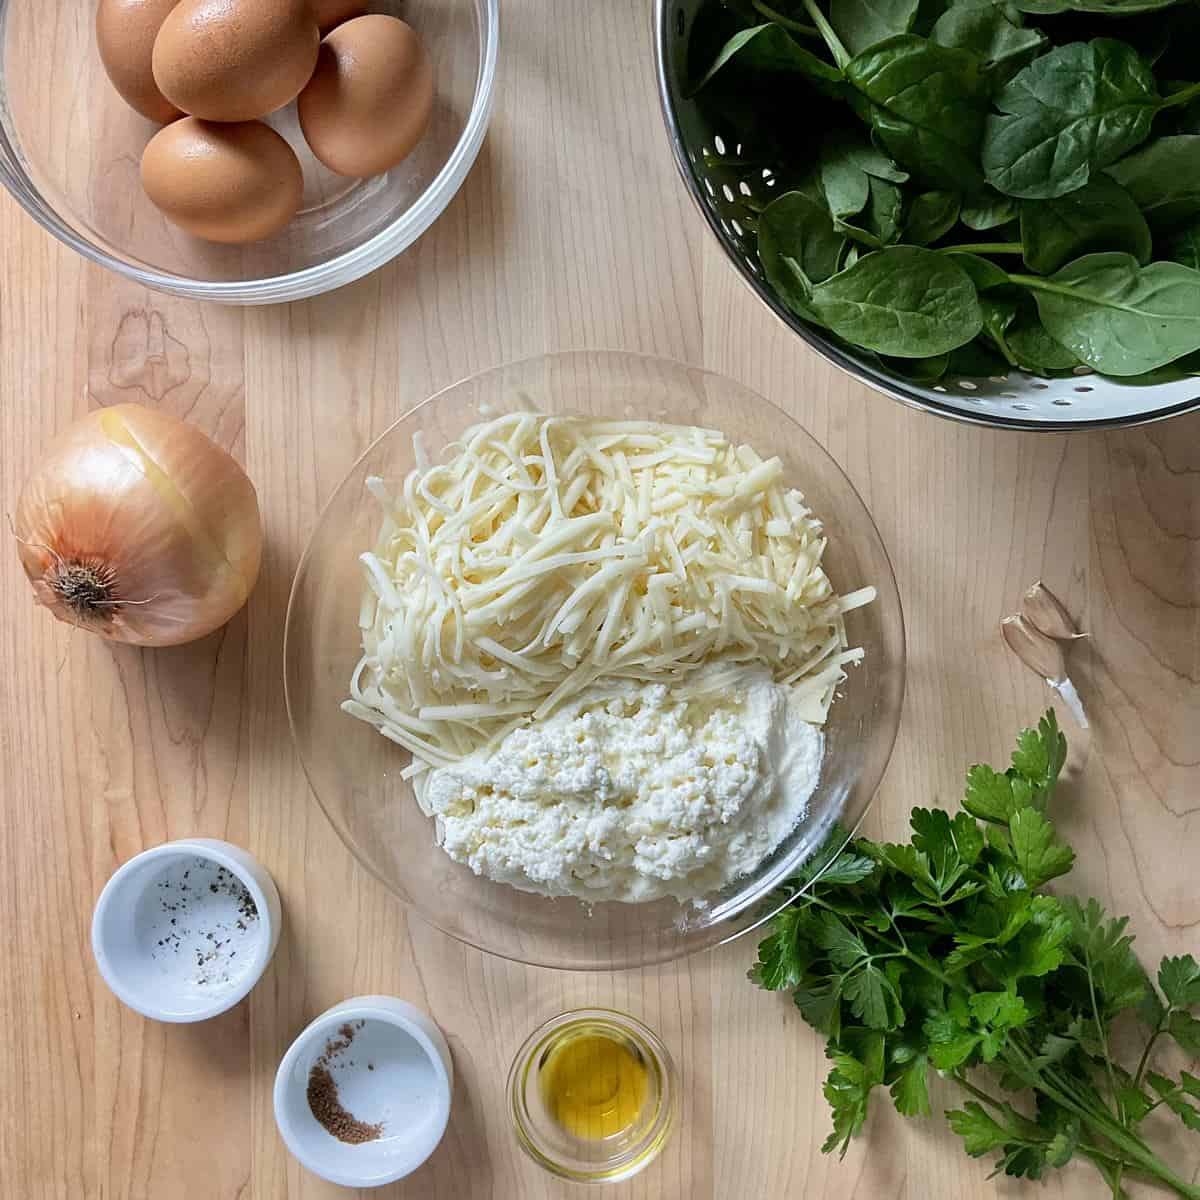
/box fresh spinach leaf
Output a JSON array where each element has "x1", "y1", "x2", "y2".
[
  {"x1": 831, "y1": 0, "x2": 921, "y2": 55},
  {"x1": 694, "y1": 22, "x2": 846, "y2": 94},
  {"x1": 844, "y1": 175, "x2": 906, "y2": 245},
  {"x1": 809, "y1": 244, "x2": 983, "y2": 355},
  {"x1": 943, "y1": 250, "x2": 1012, "y2": 289},
  {"x1": 906, "y1": 189, "x2": 961, "y2": 243},
  {"x1": 979, "y1": 291, "x2": 1019, "y2": 360},
  {"x1": 1106, "y1": 135, "x2": 1200, "y2": 231},
  {"x1": 820, "y1": 132, "x2": 910, "y2": 215},
  {"x1": 976, "y1": 289, "x2": 1077, "y2": 376},
  {"x1": 1014, "y1": 251, "x2": 1200, "y2": 374},
  {"x1": 932, "y1": 0, "x2": 1045, "y2": 75},
  {"x1": 960, "y1": 189, "x2": 1018, "y2": 230},
  {"x1": 1005, "y1": 303, "x2": 1080, "y2": 373},
  {"x1": 847, "y1": 35, "x2": 992, "y2": 188},
  {"x1": 983, "y1": 39, "x2": 1159, "y2": 199},
  {"x1": 757, "y1": 190, "x2": 847, "y2": 315},
  {"x1": 819, "y1": 134, "x2": 910, "y2": 244},
  {"x1": 1019, "y1": 175, "x2": 1152, "y2": 273}
]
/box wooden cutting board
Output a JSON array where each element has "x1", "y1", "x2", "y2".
[{"x1": 1, "y1": 0, "x2": 1197, "y2": 1195}]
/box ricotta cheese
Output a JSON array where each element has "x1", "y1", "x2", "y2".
[{"x1": 416, "y1": 666, "x2": 823, "y2": 902}]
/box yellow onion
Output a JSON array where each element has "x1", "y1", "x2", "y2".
[{"x1": 14, "y1": 404, "x2": 262, "y2": 647}]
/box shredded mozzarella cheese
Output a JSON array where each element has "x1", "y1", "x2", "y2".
[{"x1": 344, "y1": 414, "x2": 874, "y2": 766}]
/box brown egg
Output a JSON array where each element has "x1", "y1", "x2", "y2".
[
  {"x1": 152, "y1": 0, "x2": 319, "y2": 122},
  {"x1": 96, "y1": 0, "x2": 183, "y2": 123},
  {"x1": 310, "y1": 0, "x2": 366, "y2": 33},
  {"x1": 298, "y1": 15, "x2": 433, "y2": 178},
  {"x1": 141, "y1": 117, "x2": 303, "y2": 242}
]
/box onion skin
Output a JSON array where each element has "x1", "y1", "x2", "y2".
[{"x1": 15, "y1": 404, "x2": 263, "y2": 647}]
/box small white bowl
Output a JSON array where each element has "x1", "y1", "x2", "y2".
[
  {"x1": 91, "y1": 838, "x2": 282, "y2": 1023},
  {"x1": 274, "y1": 996, "x2": 453, "y2": 1188}
]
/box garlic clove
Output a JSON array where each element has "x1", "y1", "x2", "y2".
[
  {"x1": 1001, "y1": 613, "x2": 1088, "y2": 729},
  {"x1": 1021, "y1": 580, "x2": 1086, "y2": 642},
  {"x1": 1001, "y1": 614, "x2": 1067, "y2": 684}
]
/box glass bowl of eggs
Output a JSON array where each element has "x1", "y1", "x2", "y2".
[{"x1": 0, "y1": 0, "x2": 497, "y2": 302}]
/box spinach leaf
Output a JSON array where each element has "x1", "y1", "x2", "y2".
[
  {"x1": 845, "y1": 176, "x2": 906, "y2": 245},
  {"x1": 978, "y1": 292, "x2": 1019, "y2": 359},
  {"x1": 1013, "y1": 252, "x2": 1200, "y2": 374},
  {"x1": 831, "y1": 0, "x2": 921, "y2": 55},
  {"x1": 931, "y1": 0, "x2": 1045, "y2": 76},
  {"x1": 848, "y1": 35, "x2": 991, "y2": 188},
  {"x1": 944, "y1": 250, "x2": 1013, "y2": 289},
  {"x1": 1106, "y1": 135, "x2": 1200, "y2": 231},
  {"x1": 974, "y1": 287, "x2": 1077, "y2": 376},
  {"x1": 694, "y1": 23, "x2": 846, "y2": 94},
  {"x1": 819, "y1": 133, "x2": 910, "y2": 245},
  {"x1": 820, "y1": 131, "x2": 912, "y2": 194},
  {"x1": 809, "y1": 244, "x2": 983, "y2": 355},
  {"x1": 1006, "y1": 299, "x2": 1081, "y2": 372},
  {"x1": 758, "y1": 190, "x2": 848, "y2": 315},
  {"x1": 982, "y1": 40, "x2": 1158, "y2": 199},
  {"x1": 1165, "y1": 220, "x2": 1200, "y2": 269},
  {"x1": 906, "y1": 190, "x2": 961, "y2": 243},
  {"x1": 961, "y1": 189, "x2": 1017, "y2": 230},
  {"x1": 1019, "y1": 175, "x2": 1152, "y2": 273}
]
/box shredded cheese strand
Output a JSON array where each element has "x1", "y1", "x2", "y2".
[{"x1": 344, "y1": 415, "x2": 873, "y2": 767}]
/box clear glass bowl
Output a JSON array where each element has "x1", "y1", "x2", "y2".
[
  {"x1": 507, "y1": 1009, "x2": 678, "y2": 1184},
  {"x1": 0, "y1": 0, "x2": 497, "y2": 303},
  {"x1": 284, "y1": 351, "x2": 906, "y2": 969}
]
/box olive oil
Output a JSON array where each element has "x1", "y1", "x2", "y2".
[{"x1": 539, "y1": 1030, "x2": 649, "y2": 1140}]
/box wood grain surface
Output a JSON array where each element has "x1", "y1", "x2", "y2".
[{"x1": 1, "y1": 0, "x2": 1198, "y2": 1197}]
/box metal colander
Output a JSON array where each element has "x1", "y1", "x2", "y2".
[{"x1": 653, "y1": 0, "x2": 1200, "y2": 430}]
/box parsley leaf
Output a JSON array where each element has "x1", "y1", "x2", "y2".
[
  {"x1": 947, "y1": 1102, "x2": 1011, "y2": 1156},
  {"x1": 1010, "y1": 710, "x2": 1066, "y2": 796},
  {"x1": 794, "y1": 978, "x2": 843, "y2": 1039},
  {"x1": 1064, "y1": 898, "x2": 1151, "y2": 1016},
  {"x1": 1009, "y1": 807, "x2": 1075, "y2": 887},
  {"x1": 1168, "y1": 1010, "x2": 1200, "y2": 1055},
  {"x1": 964, "y1": 764, "x2": 1019, "y2": 823},
  {"x1": 815, "y1": 911, "x2": 871, "y2": 969},
  {"x1": 822, "y1": 1044, "x2": 884, "y2": 1157},
  {"x1": 1149, "y1": 1073, "x2": 1200, "y2": 1132},
  {"x1": 818, "y1": 851, "x2": 878, "y2": 887},
  {"x1": 843, "y1": 961, "x2": 905, "y2": 1029},
  {"x1": 748, "y1": 905, "x2": 806, "y2": 990},
  {"x1": 889, "y1": 1051, "x2": 931, "y2": 1116},
  {"x1": 1160, "y1": 955, "x2": 1200, "y2": 1009}
]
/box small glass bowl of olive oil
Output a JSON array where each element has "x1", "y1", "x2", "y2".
[{"x1": 507, "y1": 1008, "x2": 678, "y2": 1183}]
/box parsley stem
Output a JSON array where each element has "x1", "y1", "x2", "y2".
[
  {"x1": 749, "y1": 0, "x2": 822, "y2": 39},
  {"x1": 1081, "y1": 948, "x2": 1125, "y2": 1125},
  {"x1": 951, "y1": 1073, "x2": 1009, "y2": 1114},
  {"x1": 901, "y1": 949, "x2": 955, "y2": 989},
  {"x1": 1133, "y1": 1022, "x2": 1166, "y2": 1090}
]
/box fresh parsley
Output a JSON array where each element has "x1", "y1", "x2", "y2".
[{"x1": 750, "y1": 712, "x2": 1200, "y2": 1198}]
